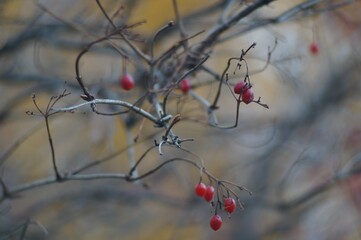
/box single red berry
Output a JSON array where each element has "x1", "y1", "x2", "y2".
[
  {"x1": 180, "y1": 79, "x2": 191, "y2": 94},
  {"x1": 309, "y1": 42, "x2": 319, "y2": 55},
  {"x1": 210, "y1": 215, "x2": 222, "y2": 231},
  {"x1": 224, "y1": 197, "x2": 236, "y2": 214},
  {"x1": 242, "y1": 88, "x2": 254, "y2": 104},
  {"x1": 120, "y1": 74, "x2": 135, "y2": 91},
  {"x1": 204, "y1": 186, "x2": 215, "y2": 202},
  {"x1": 234, "y1": 81, "x2": 247, "y2": 95},
  {"x1": 195, "y1": 182, "x2": 207, "y2": 197}
]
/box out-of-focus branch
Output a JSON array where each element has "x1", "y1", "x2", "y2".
[
  {"x1": 0, "y1": 122, "x2": 43, "y2": 166},
  {"x1": 218, "y1": 0, "x2": 356, "y2": 43},
  {"x1": 0, "y1": 173, "x2": 127, "y2": 199},
  {"x1": 193, "y1": 0, "x2": 274, "y2": 55},
  {"x1": 237, "y1": 60, "x2": 361, "y2": 206},
  {"x1": 272, "y1": 164, "x2": 361, "y2": 211},
  {"x1": 0, "y1": 158, "x2": 209, "y2": 201}
]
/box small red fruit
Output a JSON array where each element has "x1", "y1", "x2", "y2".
[
  {"x1": 242, "y1": 88, "x2": 254, "y2": 104},
  {"x1": 210, "y1": 215, "x2": 222, "y2": 231},
  {"x1": 234, "y1": 81, "x2": 247, "y2": 95},
  {"x1": 195, "y1": 182, "x2": 207, "y2": 197},
  {"x1": 309, "y1": 42, "x2": 319, "y2": 55},
  {"x1": 180, "y1": 79, "x2": 191, "y2": 94},
  {"x1": 224, "y1": 197, "x2": 236, "y2": 214},
  {"x1": 120, "y1": 74, "x2": 135, "y2": 91},
  {"x1": 204, "y1": 186, "x2": 215, "y2": 202}
]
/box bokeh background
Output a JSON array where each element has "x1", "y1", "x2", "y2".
[{"x1": 0, "y1": 0, "x2": 361, "y2": 239}]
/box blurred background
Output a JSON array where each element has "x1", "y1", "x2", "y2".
[{"x1": 0, "y1": 0, "x2": 361, "y2": 239}]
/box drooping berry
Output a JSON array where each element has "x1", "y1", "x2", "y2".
[
  {"x1": 309, "y1": 42, "x2": 319, "y2": 55},
  {"x1": 195, "y1": 182, "x2": 207, "y2": 197},
  {"x1": 120, "y1": 74, "x2": 135, "y2": 91},
  {"x1": 224, "y1": 197, "x2": 236, "y2": 214},
  {"x1": 180, "y1": 79, "x2": 191, "y2": 94},
  {"x1": 204, "y1": 186, "x2": 215, "y2": 202},
  {"x1": 210, "y1": 214, "x2": 222, "y2": 231},
  {"x1": 242, "y1": 88, "x2": 254, "y2": 104},
  {"x1": 233, "y1": 81, "x2": 247, "y2": 95}
]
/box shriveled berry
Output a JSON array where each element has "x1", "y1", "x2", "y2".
[
  {"x1": 204, "y1": 186, "x2": 215, "y2": 202},
  {"x1": 242, "y1": 88, "x2": 254, "y2": 104},
  {"x1": 120, "y1": 74, "x2": 135, "y2": 91},
  {"x1": 180, "y1": 79, "x2": 191, "y2": 94},
  {"x1": 210, "y1": 214, "x2": 222, "y2": 231},
  {"x1": 195, "y1": 182, "x2": 207, "y2": 197},
  {"x1": 309, "y1": 42, "x2": 319, "y2": 55},
  {"x1": 234, "y1": 81, "x2": 247, "y2": 95},
  {"x1": 224, "y1": 197, "x2": 236, "y2": 214}
]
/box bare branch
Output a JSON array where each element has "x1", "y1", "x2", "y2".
[
  {"x1": 51, "y1": 98, "x2": 168, "y2": 126},
  {"x1": 193, "y1": 0, "x2": 274, "y2": 54}
]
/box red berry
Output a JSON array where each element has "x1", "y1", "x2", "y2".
[
  {"x1": 210, "y1": 215, "x2": 222, "y2": 231},
  {"x1": 120, "y1": 74, "x2": 135, "y2": 91},
  {"x1": 309, "y1": 42, "x2": 319, "y2": 55},
  {"x1": 195, "y1": 182, "x2": 207, "y2": 197},
  {"x1": 180, "y1": 79, "x2": 191, "y2": 94},
  {"x1": 234, "y1": 81, "x2": 247, "y2": 95},
  {"x1": 242, "y1": 88, "x2": 254, "y2": 104},
  {"x1": 224, "y1": 197, "x2": 236, "y2": 214},
  {"x1": 204, "y1": 186, "x2": 215, "y2": 202}
]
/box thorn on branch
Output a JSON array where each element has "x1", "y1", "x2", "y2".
[{"x1": 254, "y1": 97, "x2": 269, "y2": 109}]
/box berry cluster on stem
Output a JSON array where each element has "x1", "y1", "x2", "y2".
[
  {"x1": 233, "y1": 81, "x2": 254, "y2": 104},
  {"x1": 194, "y1": 180, "x2": 244, "y2": 231}
]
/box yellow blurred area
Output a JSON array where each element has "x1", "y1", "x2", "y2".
[{"x1": 128, "y1": 0, "x2": 214, "y2": 34}]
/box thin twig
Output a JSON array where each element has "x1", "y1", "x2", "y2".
[
  {"x1": 162, "y1": 55, "x2": 209, "y2": 115},
  {"x1": 211, "y1": 43, "x2": 256, "y2": 109},
  {"x1": 95, "y1": 0, "x2": 150, "y2": 63},
  {"x1": 172, "y1": 0, "x2": 188, "y2": 45},
  {"x1": 44, "y1": 116, "x2": 61, "y2": 180}
]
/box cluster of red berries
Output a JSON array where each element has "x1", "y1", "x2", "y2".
[
  {"x1": 195, "y1": 182, "x2": 237, "y2": 231},
  {"x1": 233, "y1": 81, "x2": 254, "y2": 104},
  {"x1": 195, "y1": 182, "x2": 214, "y2": 202},
  {"x1": 120, "y1": 74, "x2": 135, "y2": 91}
]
